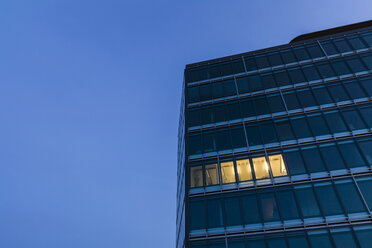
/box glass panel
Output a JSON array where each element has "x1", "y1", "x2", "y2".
[
  {"x1": 244, "y1": 57, "x2": 257, "y2": 71},
  {"x1": 280, "y1": 49, "x2": 297, "y2": 64},
  {"x1": 190, "y1": 166, "x2": 203, "y2": 188},
  {"x1": 231, "y1": 127, "x2": 247, "y2": 149},
  {"x1": 342, "y1": 109, "x2": 367, "y2": 131},
  {"x1": 319, "y1": 143, "x2": 347, "y2": 171},
  {"x1": 209, "y1": 240, "x2": 225, "y2": 248},
  {"x1": 302, "y1": 146, "x2": 327, "y2": 173},
  {"x1": 324, "y1": 111, "x2": 348, "y2": 133},
  {"x1": 275, "y1": 119, "x2": 295, "y2": 141},
  {"x1": 331, "y1": 228, "x2": 358, "y2": 248},
  {"x1": 190, "y1": 241, "x2": 207, "y2": 248},
  {"x1": 248, "y1": 74, "x2": 263, "y2": 91},
  {"x1": 267, "y1": 236, "x2": 287, "y2": 248},
  {"x1": 207, "y1": 199, "x2": 224, "y2": 228},
  {"x1": 190, "y1": 200, "x2": 206, "y2": 230},
  {"x1": 253, "y1": 96, "x2": 270, "y2": 115},
  {"x1": 268, "y1": 52, "x2": 283, "y2": 67},
  {"x1": 295, "y1": 185, "x2": 321, "y2": 218},
  {"x1": 359, "y1": 105, "x2": 372, "y2": 128},
  {"x1": 314, "y1": 182, "x2": 344, "y2": 216},
  {"x1": 335, "y1": 180, "x2": 366, "y2": 213},
  {"x1": 294, "y1": 46, "x2": 310, "y2": 61},
  {"x1": 361, "y1": 32, "x2": 372, "y2": 47},
  {"x1": 187, "y1": 68, "x2": 200, "y2": 83},
  {"x1": 307, "y1": 113, "x2": 330, "y2": 136},
  {"x1": 303, "y1": 64, "x2": 321, "y2": 81},
  {"x1": 261, "y1": 73, "x2": 276, "y2": 89},
  {"x1": 277, "y1": 189, "x2": 299, "y2": 220},
  {"x1": 283, "y1": 149, "x2": 307, "y2": 175},
  {"x1": 255, "y1": 55, "x2": 270, "y2": 69},
  {"x1": 309, "y1": 230, "x2": 333, "y2": 248},
  {"x1": 269, "y1": 154, "x2": 288, "y2": 177},
  {"x1": 205, "y1": 164, "x2": 219, "y2": 186},
  {"x1": 215, "y1": 129, "x2": 232, "y2": 151},
  {"x1": 297, "y1": 88, "x2": 317, "y2": 108},
  {"x1": 307, "y1": 44, "x2": 325, "y2": 58},
  {"x1": 242, "y1": 194, "x2": 261, "y2": 224},
  {"x1": 338, "y1": 141, "x2": 366, "y2": 168},
  {"x1": 188, "y1": 87, "x2": 200, "y2": 103},
  {"x1": 312, "y1": 86, "x2": 333, "y2": 105},
  {"x1": 328, "y1": 83, "x2": 350, "y2": 102},
  {"x1": 246, "y1": 124, "x2": 262, "y2": 146},
  {"x1": 240, "y1": 99, "x2": 255, "y2": 118},
  {"x1": 203, "y1": 132, "x2": 216, "y2": 153},
  {"x1": 252, "y1": 156, "x2": 270, "y2": 179},
  {"x1": 283, "y1": 91, "x2": 301, "y2": 110},
  {"x1": 287, "y1": 233, "x2": 309, "y2": 248},
  {"x1": 288, "y1": 68, "x2": 305, "y2": 84},
  {"x1": 228, "y1": 239, "x2": 245, "y2": 248},
  {"x1": 321, "y1": 41, "x2": 339, "y2": 56},
  {"x1": 361, "y1": 53, "x2": 372, "y2": 70},
  {"x1": 224, "y1": 197, "x2": 242, "y2": 226},
  {"x1": 236, "y1": 159, "x2": 253, "y2": 181},
  {"x1": 334, "y1": 38, "x2": 352, "y2": 53},
  {"x1": 354, "y1": 225, "x2": 372, "y2": 248},
  {"x1": 360, "y1": 77, "x2": 372, "y2": 96},
  {"x1": 346, "y1": 57, "x2": 367, "y2": 73},
  {"x1": 260, "y1": 192, "x2": 280, "y2": 221},
  {"x1": 356, "y1": 177, "x2": 372, "y2": 209},
  {"x1": 358, "y1": 138, "x2": 372, "y2": 165},
  {"x1": 267, "y1": 94, "x2": 285, "y2": 113},
  {"x1": 348, "y1": 35, "x2": 368, "y2": 50},
  {"x1": 331, "y1": 59, "x2": 352, "y2": 76},
  {"x1": 274, "y1": 70, "x2": 291, "y2": 87},
  {"x1": 199, "y1": 84, "x2": 213, "y2": 101},
  {"x1": 344, "y1": 80, "x2": 367, "y2": 99},
  {"x1": 247, "y1": 238, "x2": 266, "y2": 248},
  {"x1": 236, "y1": 77, "x2": 250, "y2": 94},
  {"x1": 220, "y1": 161, "x2": 236, "y2": 184},
  {"x1": 291, "y1": 116, "x2": 312, "y2": 139},
  {"x1": 189, "y1": 134, "x2": 202, "y2": 155},
  {"x1": 223, "y1": 79, "x2": 237, "y2": 97},
  {"x1": 227, "y1": 102, "x2": 241, "y2": 121},
  {"x1": 260, "y1": 122, "x2": 278, "y2": 144},
  {"x1": 316, "y1": 62, "x2": 336, "y2": 78}
]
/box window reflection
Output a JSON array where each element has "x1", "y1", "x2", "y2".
[
  {"x1": 252, "y1": 156, "x2": 270, "y2": 179},
  {"x1": 220, "y1": 161, "x2": 236, "y2": 184},
  {"x1": 269, "y1": 155, "x2": 288, "y2": 177},
  {"x1": 205, "y1": 164, "x2": 219, "y2": 185},
  {"x1": 236, "y1": 159, "x2": 253, "y2": 181},
  {"x1": 190, "y1": 166, "x2": 203, "y2": 188}
]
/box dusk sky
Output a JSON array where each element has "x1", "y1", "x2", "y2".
[{"x1": 0, "y1": 1, "x2": 371, "y2": 247}]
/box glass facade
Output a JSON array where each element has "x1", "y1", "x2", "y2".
[{"x1": 177, "y1": 21, "x2": 372, "y2": 248}]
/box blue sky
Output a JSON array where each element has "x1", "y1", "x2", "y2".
[{"x1": 0, "y1": 0, "x2": 371, "y2": 247}]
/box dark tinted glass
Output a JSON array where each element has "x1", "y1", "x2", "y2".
[
  {"x1": 189, "y1": 134, "x2": 202, "y2": 155},
  {"x1": 344, "y1": 80, "x2": 367, "y2": 99},
  {"x1": 331, "y1": 228, "x2": 358, "y2": 248},
  {"x1": 259, "y1": 192, "x2": 280, "y2": 221},
  {"x1": 240, "y1": 99, "x2": 255, "y2": 118},
  {"x1": 302, "y1": 146, "x2": 327, "y2": 173},
  {"x1": 267, "y1": 52, "x2": 283, "y2": 67},
  {"x1": 314, "y1": 182, "x2": 344, "y2": 215},
  {"x1": 189, "y1": 109, "x2": 201, "y2": 127},
  {"x1": 354, "y1": 226, "x2": 372, "y2": 248},
  {"x1": 361, "y1": 32, "x2": 372, "y2": 47},
  {"x1": 291, "y1": 116, "x2": 312, "y2": 138},
  {"x1": 319, "y1": 143, "x2": 347, "y2": 171},
  {"x1": 309, "y1": 231, "x2": 333, "y2": 247},
  {"x1": 358, "y1": 138, "x2": 372, "y2": 165},
  {"x1": 203, "y1": 132, "x2": 216, "y2": 153},
  {"x1": 334, "y1": 38, "x2": 352, "y2": 53},
  {"x1": 246, "y1": 124, "x2": 262, "y2": 146},
  {"x1": 324, "y1": 111, "x2": 348, "y2": 133},
  {"x1": 287, "y1": 233, "x2": 309, "y2": 248},
  {"x1": 188, "y1": 87, "x2": 200, "y2": 103},
  {"x1": 338, "y1": 141, "x2": 366, "y2": 168},
  {"x1": 328, "y1": 84, "x2": 350, "y2": 102},
  {"x1": 307, "y1": 44, "x2": 324, "y2": 58},
  {"x1": 267, "y1": 94, "x2": 285, "y2": 113},
  {"x1": 359, "y1": 105, "x2": 372, "y2": 128},
  {"x1": 274, "y1": 70, "x2": 291, "y2": 87},
  {"x1": 213, "y1": 105, "x2": 228, "y2": 123},
  {"x1": 260, "y1": 121, "x2": 278, "y2": 144},
  {"x1": 357, "y1": 177, "x2": 372, "y2": 209},
  {"x1": 295, "y1": 186, "x2": 321, "y2": 218},
  {"x1": 275, "y1": 119, "x2": 295, "y2": 141},
  {"x1": 277, "y1": 189, "x2": 300, "y2": 220},
  {"x1": 321, "y1": 41, "x2": 339, "y2": 56},
  {"x1": 242, "y1": 194, "x2": 261, "y2": 224},
  {"x1": 236, "y1": 77, "x2": 250, "y2": 94},
  {"x1": 187, "y1": 68, "x2": 200, "y2": 83},
  {"x1": 347, "y1": 57, "x2": 367, "y2": 72},
  {"x1": 190, "y1": 200, "x2": 206, "y2": 230},
  {"x1": 307, "y1": 114, "x2": 330, "y2": 136},
  {"x1": 297, "y1": 89, "x2": 317, "y2": 108},
  {"x1": 207, "y1": 199, "x2": 224, "y2": 228},
  {"x1": 288, "y1": 68, "x2": 305, "y2": 84},
  {"x1": 283, "y1": 91, "x2": 301, "y2": 110},
  {"x1": 312, "y1": 86, "x2": 333, "y2": 105},
  {"x1": 331, "y1": 59, "x2": 351, "y2": 76},
  {"x1": 348, "y1": 35, "x2": 368, "y2": 50},
  {"x1": 316, "y1": 62, "x2": 336, "y2": 78},
  {"x1": 342, "y1": 109, "x2": 367, "y2": 130},
  {"x1": 227, "y1": 102, "x2": 241, "y2": 120},
  {"x1": 335, "y1": 180, "x2": 366, "y2": 213},
  {"x1": 255, "y1": 55, "x2": 270, "y2": 69},
  {"x1": 302, "y1": 64, "x2": 321, "y2": 81},
  {"x1": 281, "y1": 49, "x2": 297, "y2": 64},
  {"x1": 261, "y1": 73, "x2": 276, "y2": 89},
  {"x1": 222, "y1": 79, "x2": 237, "y2": 97},
  {"x1": 253, "y1": 97, "x2": 270, "y2": 116},
  {"x1": 228, "y1": 239, "x2": 245, "y2": 248},
  {"x1": 284, "y1": 149, "x2": 307, "y2": 175},
  {"x1": 215, "y1": 129, "x2": 232, "y2": 151},
  {"x1": 267, "y1": 237, "x2": 287, "y2": 248},
  {"x1": 244, "y1": 57, "x2": 257, "y2": 71},
  {"x1": 248, "y1": 74, "x2": 263, "y2": 91},
  {"x1": 199, "y1": 84, "x2": 213, "y2": 101},
  {"x1": 294, "y1": 46, "x2": 310, "y2": 60},
  {"x1": 360, "y1": 77, "x2": 372, "y2": 96},
  {"x1": 209, "y1": 239, "x2": 225, "y2": 248},
  {"x1": 224, "y1": 197, "x2": 243, "y2": 226},
  {"x1": 231, "y1": 127, "x2": 247, "y2": 149},
  {"x1": 361, "y1": 53, "x2": 372, "y2": 70}
]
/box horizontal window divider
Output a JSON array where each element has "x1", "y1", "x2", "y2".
[
  {"x1": 187, "y1": 71, "x2": 372, "y2": 109},
  {"x1": 188, "y1": 169, "x2": 372, "y2": 198},
  {"x1": 188, "y1": 132, "x2": 372, "y2": 161},
  {"x1": 187, "y1": 98, "x2": 372, "y2": 133},
  {"x1": 186, "y1": 48, "x2": 372, "y2": 88},
  {"x1": 188, "y1": 218, "x2": 372, "y2": 241}
]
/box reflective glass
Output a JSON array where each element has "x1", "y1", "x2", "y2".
[
  {"x1": 260, "y1": 122, "x2": 278, "y2": 144},
  {"x1": 294, "y1": 46, "x2": 310, "y2": 61},
  {"x1": 360, "y1": 77, "x2": 372, "y2": 96},
  {"x1": 328, "y1": 83, "x2": 350, "y2": 102},
  {"x1": 338, "y1": 141, "x2": 366, "y2": 168},
  {"x1": 199, "y1": 84, "x2": 213, "y2": 101},
  {"x1": 356, "y1": 177, "x2": 372, "y2": 209},
  {"x1": 207, "y1": 199, "x2": 224, "y2": 228},
  {"x1": 253, "y1": 96, "x2": 270, "y2": 115},
  {"x1": 261, "y1": 73, "x2": 276, "y2": 88},
  {"x1": 335, "y1": 180, "x2": 366, "y2": 213},
  {"x1": 246, "y1": 124, "x2": 262, "y2": 146},
  {"x1": 344, "y1": 80, "x2": 367, "y2": 99},
  {"x1": 260, "y1": 192, "x2": 280, "y2": 221},
  {"x1": 228, "y1": 239, "x2": 245, "y2": 248},
  {"x1": 274, "y1": 70, "x2": 291, "y2": 87},
  {"x1": 248, "y1": 74, "x2": 263, "y2": 91},
  {"x1": 348, "y1": 35, "x2": 368, "y2": 50},
  {"x1": 331, "y1": 59, "x2": 352, "y2": 75},
  {"x1": 359, "y1": 105, "x2": 372, "y2": 128},
  {"x1": 321, "y1": 41, "x2": 339, "y2": 56},
  {"x1": 202, "y1": 132, "x2": 215, "y2": 153},
  {"x1": 319, "y1": 143, "x2": 347, "y2": 171},
  {"x1": 190, "y1": 166, "x2": 203, "y2": 188},
  {"x1": 188, "y1": 87, "x2": 200, "y2": 103},
  {"x1": 316, "y1": 62, "x2": 336, "y2": 78},
  {"x1": 331, "y1": 228, "x2": 358, "y2": 248},
  {"x1": 291, "y1": 116, "x2": 312, "y2": 138},
  {"x1": 277, "y1": 189, "x2": 299, "y2": 220},
  {"x1": 361, "y1": 53, "x2": 372, "y2": 70},
  {"x1": 283, "y1": 149, "x2": 307, "y2": 175},
  {"x1": 189, "y1": 134, "x2": 202, "y2": 155},
  {"x1": 314, "y1": 182, "x2": 344, "y2": 216},
  {"x1": 354, "y1": 225, "x2": 372, "y2": 248},
  {"x1": 269, "y1": 154, "x2": 288, "y2": 177},
  {"x1": 255, "y1": 55, "x2": 270, "y2": 69},
  {"x1": 283, "y1": 91, "x2": 301, "y2": 110},
  {"x1": 295, "y1": 185, "x2": 321, "y2": 218},
  {"x1": 247, "y1": 239, "x2": 266, "y2": 248},
  {"x1": 215, "y1": 129, "x2": 232, "y2": 151},
  {"x1": 236, "y1": 159, "x2": 253, "y2": 181},
  {"x1": 236, "y1": 77, "x2": 250, "y2": 94},
  {"x1": 302, "y1": 64, "x2": 321, "y2": 81},
  {"x1": 346, "y1": 57, "x2": 367, "y2": 72},
  {"x1": 267, "y1": 94, "x2": 285, "y2": 113},
  {"x1": 252, "y1": 156, "x2": 270, "y2": 179},
  {"x1": 324, "y1": 111, "x2": 348, "y2": 133},
  {"x1": 342, "y1": 109, "x2": 367, "y2": 131},
  {"x1": 302, "y1": 146, "x2": 327, "y2": 173},
  {"x1": 297, "y1": 89, "x2": 317, "y2": 108},
  {"x1": 190, "y1": 200, "x2": 206, "y2": 230},
  {"x1": 309, "y1": 231, "x2": 333, "y2": 248},
  {"x1": 220, "y1": 161, "x2": 236, "y2": 184},
  {"x1": 267, "y1": 237, "x2": 287, "y2": 248},
  {"x1": 231, "y1": 127, "x2": 247, "y2": 149},
  {"x1": 361, "y1": 32, "x2": 372, "y2": 47},
  {"x1": 307, "y1": 44, "x2": 325, "y2": 58},
  {"x1": 334, "y1": 38, "x2": 352, "y2": 53},
  {"x1": 288, "y1": 68, "x2": 305, "y2": 84},
  {"x1": 268, "y1": 52, "x2": 283, "y2": 67},
  {"x1": 307, "y1": 113, "x2": 330, "y2": 136},
  {"x1": 205, "y1": 164, "x2": 219, "y2": 185},
  {"x1": 244, "y1": 57, "x2": 257, "y2": 71},
  {"x1": 224, "y1": 197, "x2": 242, "y2": 226},
  {"x1": 287, "y1": 233, "x2": 309, "y2": 248},
  {"x1": 240, "y1": 99, "x2": 255, "y2": 117},
  {"x1": 358, "y1": 138, "x2": 372, "y2": 165},
  {"x1": 227, "y1": 102, "x2": 241, "y2": 120},
  {"x1": 275, "y1": 119, "x2": 295, "y2": 141},
  {"x1": 312, "y1": 86, "x2": 333, "y2": 105},
  {"x1": 242, "y1": 194, "x2": 261, "y2": 224},
  {"x1": 280, "y1": 49, "x2": 297, "y2": 64}
]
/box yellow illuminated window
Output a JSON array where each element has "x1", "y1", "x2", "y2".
[
  {"x1": 236, "y1": 159, "x2": 253, "y2": 181},
  {"x1": 269, "y1": 154, "x2": 288, "y2": 177},
  {"x1": 220, "y1": 161, "x2": 236, "y2": 184},
  {"x1": 205, "y1": 164, "x2": 219, "y2": 185},
  {"x1": 190, "y1": 166, "x2": 203, "y2": 188},
  {"x1": 252, "y1": 156, "x2": 270, "y2": 179}
]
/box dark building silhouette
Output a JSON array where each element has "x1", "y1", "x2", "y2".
[{"x1": 176, "y1": 20, "x2": 372, "y2": 248}]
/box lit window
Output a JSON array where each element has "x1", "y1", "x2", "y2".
[
  {"x1": 205, "y1": 164, "x2": 219, "y2": 185},
  {"x1": 269, "y1": 154, "x2": 288, "y2": 177},
  {"x1": 236, "y1": 159, "x2": 253, "y2": 181},
  {"x1": 190, "y1": 166, "x2": 203, "y2": 188},
  {"x1": 220, "y1": 161, "x2": 236, "y2": 184},
  {"x1": 252, "y1": 156, "x2": 270, "y2": 179}
]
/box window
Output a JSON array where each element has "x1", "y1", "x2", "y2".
[
  {"x1": 269, "y1": 154, "x2": 288, "y2": 177},
  {"x1": 242, "y1": 194, "x2": 261, "y2": 224},
  {"x1": 230, "y1": 127, "x2": 247, "y2": 149},
  {"x1": 203, "y1": 132, "x2": 216, "y2": 153},
  {"x1": 228, "y1": 238, "x2": 245, "y2": 248},
  {"x1": 274, "y1": 70, "x2": 291, "y2": 87},
  {"x1": 288, "y1": 68, "x2": 305, "y2": 84},
  {"x1": 338, "y1": 141, "x2": 366, "y2": 168},
  {"x1": 287, "y1": 233, "x2": 309, "y2": 248},
  {"x1": 342, "y1": 109, "x2": 367, "y2": 131},
  {"x1": 307, "y1": 44, "x2": 325, "y2": 58},
  {"x1": 316, "y1": 62, "x2": 336, "y2": 78},
  {"x1": 358, "y1": 138, "x2": 372, "y2": 165},
  {"x1": 267, "y1": 94, "x2": 285, "y2": 113},
  {"x1": 331, "y1": 228, "x2": 358, "y2": 248},
  {"x1": 283, "y1": 91, "x2": 301, "y2": 110},
  {"x1": 209, "y1": 240, "x2": 225, "y2": 248},
  {"x1": 354, "y1": 225, "x2": 372, "y2": 248},
  {"x1": 328, "y1": 83, "x2": 350, "y2": 102},
  {"x1": 314, "y1": 182, "x2": 344, "y2": 216},
  {"x1": 220, "y1": 161, "x2": 236, "y2": 184},
  {"x1": 189, "y1": 134, "x2": 202, "y2": 155},
  {"x1": 333, "y1": 38, "x2": 352, "y2": 53},
  {"x1": 356, "y1": 177, "x2": 372, "y2": 209},
  {"x1": 260, "y1": 121, "x2": 278, "y2": 144},
  {"x1": 295, "y1": 185, "x2": 321, "y2": 218},
  {"x1": 361, "y1": 53, "x2": 372, "y2": 70},
  {"x1": 244, "y1": 57, "x2": 257, "y2": 71},
  {"x1": 215, "y1": 129, "x2": 232, "y2": 151},
  {"x1": 302, "y1": 64, "x2": 321, "y2": 81},
  {"x1": 224, "y1": 197, "x2": 242, "y2": 226},
  {"x1": 291, "y1": 116, "x2": 312, "y2": 139},
  {"x1": 348, "y1": 35, "x2": 368, "y2": 50},
  {"x1": 199, "y1": 84, "x2": 213, "y2": 101},
  {"x1": 321, "y1": 41, "x2": 339, "y2": 56},
  {"x1": 297, "y1": 88, "x2": 317, "y2": 108},
  {"x1": 207, "y1": 199, "x2": 224, "y2": 228},
  {"x1": 344, "y1": 80, "x2": 367, "y2": 99},
  {"x1": 331, "y1": 59, "x2": 352, "y2": 76},
  {"x1": 236, "y1": 77, "x2": 250, "y2": 94},
  {"x1": 307, "y1": 113, "x2": 330, "y2": 136},
  {"x1": 261, "y1": 73, "x2": 276, "y2": 88},
  {"x1": 248, "y1": 74, "x2": 263, "y2": 91},
  {"x1": 255, "y1": 55, "x2": 270, "y2": 69},
  {"x1": 190, "y1": 200, "x2": 206, "y2": 230},
  {"x1": 361, "y1": 32, "x2": 372, "y2": 47},
  {"x1": 259, "y1": 192, "x2": 280, "y2": 221},
  {"x1": 205, "y1": 164, "x2": 219, "y2": 186},
  {"x1": 252, "y1": 156, "x2": 270, "y2": 179},
  {"x1": 240, "y1": 98, "x2": 255, "y2": 118},
  {"x1": 188, "y1": 87, "x2": 200, "y2": 103},
  {"x1": 227, "y1": 102, "x2": 241, "y2": 121},
  {"x1": 359, "y1": 105, "x2": 372, "y2": 128},
  {"x1": 335, "y1": 179, "x2": 366, "y2": 213},
  {"x1": 275, "y1": 119, "x2": 295, "y2": 141},
  {"x1": 346, "y1": 57, "x2": 367, "y2": 73},
  {"x1": 245, "y1": 124, "x2": 262, "y2": 146},
  {"x1": 267, "y1": 236, "x2": 287, "y2": 248},
  {"x1": 253, "y1": 96, "x2": 270, "y2": 116},
  {"x1": 301, "y1": 146, "x2": 327, "y2": 173},
  {"x1": 280, "y1": 49, "x2": 297, "y2": 64},
  {"x1": 324, "y1": 111, "x2": 348, "y2": 133},
  {"x1": 312, "y1": 86, "x2": 333, "y2": 105},
  {"x1": 308, "y1": 230, "x2": 333, "y2": 248},
  {"x1": 236, "y1": 159, "x2": 253, "y2": 181},
  {"x1": 294, "y1": 46, "x2": 310, "y2": 61},
  {"x1": 190, "y1": 166, "x2": 203, "y2": 188},
  {"x1": 267, "y1": 52, "x2": 283, "y2": 67},
  {"x1": 319, "y1": 143, "x2": 347, "y2": 171},
  {"x1": 276, "y1": 189, "x2": 300, "y2": 220},
  {"x1": 283, "y1": 149, "x2": 307, "y2": 175},
  {"x1": 360, "y1": 77, "x2": 372, "y2": 96}
]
